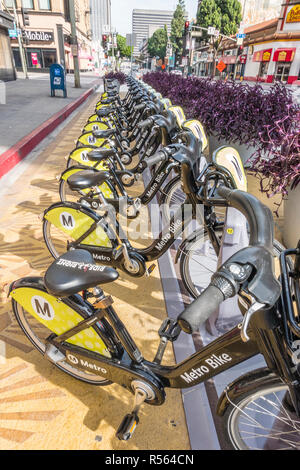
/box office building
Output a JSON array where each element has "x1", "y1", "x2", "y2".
[{"x1": 132, "y1": 9, "x2": 173, "y2": 56}]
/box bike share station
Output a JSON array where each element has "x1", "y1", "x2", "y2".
[{"x1": 0, "y1": 75, "x2": 299, "y2": 451}]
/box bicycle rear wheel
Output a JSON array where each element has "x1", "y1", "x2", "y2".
[
  {"x1": 12, "y1": 299, "x2": 111, "y2": 385},
  {"x1": 223, "y1": 381, "x2": 300, "y2": 449}
]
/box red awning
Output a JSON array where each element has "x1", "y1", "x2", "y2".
[
  {"x1": 253, "y1": 48, "x2": 272, "y2": 62},
  {"x1": 273, "y1": 48, "x2": 296, "y2": 62}
]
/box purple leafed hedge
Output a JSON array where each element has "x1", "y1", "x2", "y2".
[
  {"x1": 104, "y1": 71, "x2": 126, "y2": 84},
  {"x1": 143, "y1": 72, "x2": 300, "y2": 206}
]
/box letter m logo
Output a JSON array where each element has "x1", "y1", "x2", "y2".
[
  {"x1": 60, "y1": 212, "x2": 75, "y2": 230},
  {"x1": 31, "y1": 295, "x2": 55, "y2": 320}
]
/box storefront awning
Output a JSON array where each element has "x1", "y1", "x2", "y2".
[
  {"x1": 273, "y1": 48, "x2": 296, "y2": 62},
  {"x1": 253, "y1": 48, "x2": 272, "y2": 62}
]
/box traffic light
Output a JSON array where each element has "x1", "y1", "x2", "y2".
[
  {"x1": 21, "y1": 8, "x2": 30, "y2": 27},
  {"x1": 102, "y1": 34, "x2": 108, "y2": 50},
  {"x1": 184, "y1": 21, "x2": 190, "y2": 34}
]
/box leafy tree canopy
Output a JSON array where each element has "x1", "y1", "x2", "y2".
[
  {"x1": 147, "y1": 25, "x2": 168, "y2": 60},
  {"x1": 108, "y1": 34, "x2": 132, "y2": 58},
  {"x1": 170, "y1": 0, "x2": 186, "y2": 55},
  {"x1": 197, "y1": 0, "x2": 242, "y2": 37}
]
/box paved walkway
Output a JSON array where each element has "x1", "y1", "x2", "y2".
[
  {"x1": 0, "y1": 92, "x2": 190, "y2": 450},
  {"x1": 0, "y1": 72, "x2": 100, "y2": 154}
]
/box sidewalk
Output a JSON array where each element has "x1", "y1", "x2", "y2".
[{"x1": 0, "y1": 72, "x2": 100, "y2": 155}]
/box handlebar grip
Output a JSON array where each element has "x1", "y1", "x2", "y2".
[
  {"x1": 177, "y1": 285, "x2": 225, "y2": 334},
  {"x1": 135, "y1": 102, "x2": 147, "y2": 111},
  {"x1": 137, "y1": 118, "x2": 153, "y2": 130},
  {"x1": 145, "y1": 151, "x2": 167, "y2": 168}
]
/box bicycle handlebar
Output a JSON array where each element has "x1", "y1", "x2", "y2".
[
  {"x1": 178, "y1": 186, "x2": 279, "y2": 334},
  {"x1": 178, "y1": 285, "x2": 225, "y2": 334},
  {"x1": 137, "y1": 118, "x2": 153, "y2": 130}
]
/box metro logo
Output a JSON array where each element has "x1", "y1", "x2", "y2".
[
  {"x1": 31, "y1": 295, "x2": 55, "y2": 320},
  {"x1": 59, "y1": 212, "x2": 75, "y2": 230}
]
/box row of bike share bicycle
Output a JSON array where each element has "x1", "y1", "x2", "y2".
[{"x1": 6, "y1": 76, "x2": 300, "y2": 449}]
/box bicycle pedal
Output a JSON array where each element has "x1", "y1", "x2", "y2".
[
  {"x1": 146, "y1": 264, "x2": 156, "y2": 277},
  {"x1": 116, "y1": 412, "x2": 139, "y2": 441},
  {"x1": 158, "y1": 318, "x2": 181, "y2": 342}
]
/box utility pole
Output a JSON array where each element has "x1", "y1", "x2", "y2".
[
  {"x1": 69, "y1": 0, "x2": 80, "y2": 88},
  {"x1": 12, "y1": 0, "x2": 28, "y2": 79}
]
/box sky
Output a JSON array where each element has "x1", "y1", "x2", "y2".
[{"x1": 111, "y1": 0, "x2": 199, "y2": 36}]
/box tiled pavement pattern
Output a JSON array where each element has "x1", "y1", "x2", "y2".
[{"x1": 0, "y1": 94, "x2": 190, "y2": 450}]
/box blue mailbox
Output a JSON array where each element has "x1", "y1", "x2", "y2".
[{"x1": 50, "y1": 63, "x2": 67, "y2": 98}]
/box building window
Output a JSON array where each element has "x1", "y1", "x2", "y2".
[
  {"x1": 4, "y1": 0, "x2": 15, "y2": 8},
  {"x1": 22, "y1": 0, "x2": 34, "y2": 9},
  {"x1": 38, "y1": 0, "x2": 51, "y2": 10}
]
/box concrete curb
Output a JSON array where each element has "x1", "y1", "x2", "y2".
[{"x1": 0, "y1": 79, "x2": 101, "y2": 179}]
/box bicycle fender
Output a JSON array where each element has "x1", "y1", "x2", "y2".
[
  {"x1": 68, "y1": 147, "x2": 104, "y2": 168},
  {"x1": 82, "y1": 121, "x2": 109, "y2": 134},
  {"x1": 216, "y1": 367, "x2": 279, "y2": 416},
  {"x1": 43, "y1": 202, "x2": 112, "y2": 248},
  {"x1": 9, "y1": 278, "x2": 111, "y2": 357}
]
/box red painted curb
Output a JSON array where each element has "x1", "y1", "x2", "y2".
[{"x1": 0, "y1": 80, "x2": 100, "y2": 179}]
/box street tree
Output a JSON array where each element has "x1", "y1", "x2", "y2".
[
  {"x1": 147, "y1": 25, "x2": 168, "y2": 61},
  {"x1": 108, "y1": 33, "x2": 132, "y2": 70},
  {"x1": 196, "y1": 0, "x2": 242, "y2": 76},
  {"x1": 170, "y1": 0, "x2": 186, "y2": 65}
]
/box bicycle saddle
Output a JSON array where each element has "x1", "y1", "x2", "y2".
[
  {"x1": 44, "y1": 249, "x2": 118, "y2": 297},
  {"x1": 92, "y1": 129, "x2": 115, "y2": 139},
  {"x1": 67, "y1": 170, "x2": 110, "y2": 191},
  {"x1": 97, "y1": 108, "x2": 114, "y2": 117},
  {"x1": 88, "y1": 148, "x2": 116, "y2": 161}
]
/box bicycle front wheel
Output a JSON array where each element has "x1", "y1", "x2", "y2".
[{"x1": 223, "y1": 381, "x2": 300, "y2": 450}]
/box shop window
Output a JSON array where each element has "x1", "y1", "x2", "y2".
[
  {"x1": 38, "y1": 0, "x2": 51, "y2": 10},
  {"x1": 22, "y1": 0, "x2": 34, "y2": 9},
  {"x1": 12, "y1": 48, "x2": 22, "y2": 68},
  {"x1": 258, "y1": 62, "x2": 268, "y2": 78},
  {"x1": 26, "y1": 48, "x2": 42, "y2": 68},
  {"x1": 43, "y1": 49, "x2": 57, "y2": 67},
  {"x1": 275, "y1": 63, "x2": 291, "y2": 83}
]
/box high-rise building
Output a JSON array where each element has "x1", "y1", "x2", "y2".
[
  {"x1": 90, "y1": 0, "x2": 111, "y2": 43},
  {"x1": 132, "y1": 9, "x2": 174, "y2": 56}
]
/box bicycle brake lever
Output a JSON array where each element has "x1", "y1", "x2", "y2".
[{"x1": 240, "y1": 300, "x2": 266, "y2": 342}]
